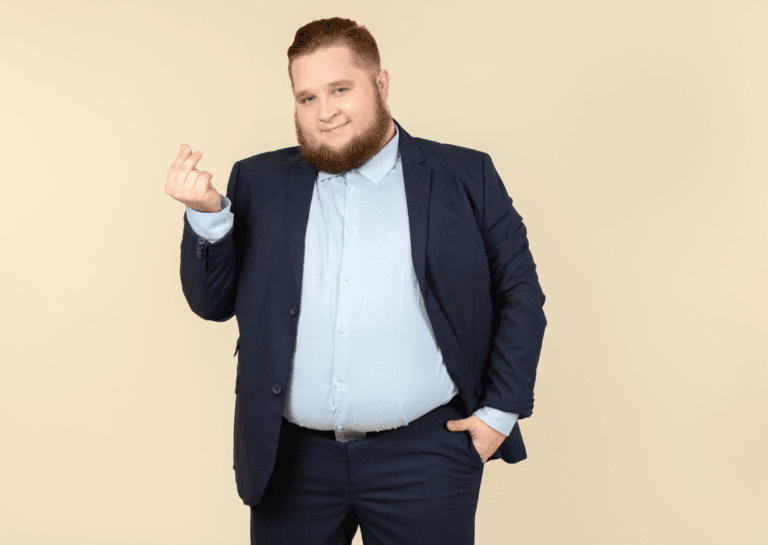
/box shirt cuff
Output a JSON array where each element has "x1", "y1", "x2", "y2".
[
  {"x1": 184, "y1": 194, "x2": 233, "y2": 243},
  {"x1": 472, "y1": 406, "x2": 519, "y2": 437}
]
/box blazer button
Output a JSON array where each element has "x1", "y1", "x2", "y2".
[
  {"x1": 290, "y1": 306, "x2": 298, "y2": 315},
  {"x1": 272, "y1": 384, "x2": 282, "y2": 394},
  {"x1": 197, "y1": 236, "x2": 205, "y2": 245}
]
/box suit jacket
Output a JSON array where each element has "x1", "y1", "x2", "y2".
[{"x1": 179, "y1": 118, "x2": 547, "y2": 506}]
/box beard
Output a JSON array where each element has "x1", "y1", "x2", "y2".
[{"x1": 294, "y1": 89, "x2": 394, "y2": 175}]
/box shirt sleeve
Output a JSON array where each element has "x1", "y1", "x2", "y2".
[
  {"x1": 184, "y1": 194, "x2": 233, "y2": 243},
  {"x1": 472, "y1": 406, "x2": 519, "y2": 437}
]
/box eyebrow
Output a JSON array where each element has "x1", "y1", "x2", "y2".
[{"x1": 295, "y1": 79, "x2": 355, "y2": 101}]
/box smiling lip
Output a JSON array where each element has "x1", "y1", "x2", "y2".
[{"x1": 324, "y1": 122, "x2": 348, "y2": 132}]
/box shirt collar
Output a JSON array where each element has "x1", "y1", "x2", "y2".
[{"x1": 317, "y1": 122, "x2": 400, "y2": 185}]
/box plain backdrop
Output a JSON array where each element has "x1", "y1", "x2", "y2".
[{"x1": 1, "y1": 1, "x2": 767, "y2": 544}]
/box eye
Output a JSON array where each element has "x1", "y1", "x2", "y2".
[{"x1": 301, "y1": 88, "x2": 348, "y2": 104}]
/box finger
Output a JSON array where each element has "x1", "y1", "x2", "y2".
[
  {"x1": 194, "y1": 171, "x2": 211, "y2": 190},
  {"x1": 170, "y1": 146, "x2": 193, "y2": 186},
  {"x1": 176, "y1": 151, "x2": 201, "y2": 185},
  {"x1": 174, "y1": 144, "x2": 193, "y2": 168},
  {"x1": 185, "y1": 168, "x2": 202, "y2": 190},
  {"x1": 181, "y1": 150, "x2": 203, "y2": 175}
]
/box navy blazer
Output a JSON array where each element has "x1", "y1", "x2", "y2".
[{"x1": 179, "y1": 118, "x2": 547, "y2": 506}]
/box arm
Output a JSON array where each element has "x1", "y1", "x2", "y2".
[
  {"x1": 477, "y1": 152, "x2": 547, "y2": 420},
  {"x1": 473, "y1": 406, "x2": 518, "y2": 436},
  {"x1": 179, "y1": 161, "x2": 241, "y2": 322}
]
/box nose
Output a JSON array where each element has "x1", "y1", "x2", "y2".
[{"x1": 317, "y1": 99, "x2": 342, "y2": 124}]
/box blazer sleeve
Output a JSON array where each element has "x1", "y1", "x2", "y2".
[
  {"x1": 179, "y1": 161, "x2": 241, "y2": 322},
  {"x1": 477, "y1": 152, "x2": 547, "y2": 420}
]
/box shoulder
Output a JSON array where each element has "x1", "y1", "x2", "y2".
[
  {"x1": 236, "y1": 146, "x2": 304, "y2": 179},
  {"x1": 411, "y1": 135, "x2": 489, "y2": 178}
]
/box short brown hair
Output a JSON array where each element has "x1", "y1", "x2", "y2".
[{"x1": 287, "y1": 17, "x2": 382, "y2": 88}]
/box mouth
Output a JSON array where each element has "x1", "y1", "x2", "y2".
[{"x1": 324, "y1": 122, "x2": 348, "y2": 133}]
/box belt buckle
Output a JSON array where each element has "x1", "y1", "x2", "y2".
[{"x1": 334, "y1": 429, "x2": 368, "y2": 443}]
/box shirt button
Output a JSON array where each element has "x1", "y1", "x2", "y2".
[{"x1": 336, "y1": 381, "x2": 342, "y2": 388}]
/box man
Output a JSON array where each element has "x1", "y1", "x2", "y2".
[{"x1": 166, "y1": 17, "x2": 546, "y2": 545}]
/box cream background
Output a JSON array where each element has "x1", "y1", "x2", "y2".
[{"x1": 2, "y1": 1, "x2": 767, "y2": 543}]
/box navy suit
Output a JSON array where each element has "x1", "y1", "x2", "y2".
[{"x1": 179, "y1": 118, "x2": 546, "y2": 542}]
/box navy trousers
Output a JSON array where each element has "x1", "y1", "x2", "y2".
[{"x1": 250, "y1": 394, "x2": 485, "y2": 544}]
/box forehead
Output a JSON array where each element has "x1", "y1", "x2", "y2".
[{"x1": 292, "y1": 45, "x2": 369, "y2": 96}]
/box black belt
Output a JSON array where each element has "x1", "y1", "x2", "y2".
[{"x1": 283, "y1": 394, "x2": 464, "y2": 441}]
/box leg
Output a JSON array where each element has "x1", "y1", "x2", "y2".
[
  {"x1": 348, "y1": 401, "x2": 484, "y2": 545},
  {"x1": 250, "y1": 419, "x2": 360, "y2": 545}
]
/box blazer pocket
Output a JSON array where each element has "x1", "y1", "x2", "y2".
[{"x1": 439, "y1": 217, "x2": 476, "y2": 238}]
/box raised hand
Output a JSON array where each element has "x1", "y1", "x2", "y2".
[{"x1": 166, "y1": 144, "x2": 222, "y2": 213}]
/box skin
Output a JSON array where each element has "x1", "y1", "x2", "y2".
[{"x1": 291, "y1": 44, "x2": 508, "y2": 462}]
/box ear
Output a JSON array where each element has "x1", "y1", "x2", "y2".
[{"x1": 377, "y1": 69, "x2": 391, "y2": 102}]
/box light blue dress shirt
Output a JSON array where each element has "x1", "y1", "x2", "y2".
[{"x1": 185, "y1": 123, "x2": 518, "y2": 442}]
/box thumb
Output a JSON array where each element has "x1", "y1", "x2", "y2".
[{"x1": 446, "y1": 418, "x2": 466, "y2": 431}]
